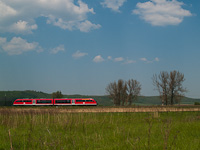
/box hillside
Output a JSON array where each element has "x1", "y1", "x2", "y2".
[
  {"x1": 0, "y1": 91, "x2": 51, "y2": 106},
  {"x1": 134, "y1": 96, "x2": 200, "y2": 106},
  {"x1": 0, "y1": 90, "x2": 199, "y2": 106}
]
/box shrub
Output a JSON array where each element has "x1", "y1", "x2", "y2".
[{"x1": 194, "y1": 102, "x2": 200, "y2": 105}]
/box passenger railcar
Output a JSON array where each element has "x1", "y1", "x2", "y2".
[
  {"x1": 13, "y1": 98, "x2": 97, "y2": 106},
  {"x1": 13, "y1": 99, "x2": 53, "y2": 106}
]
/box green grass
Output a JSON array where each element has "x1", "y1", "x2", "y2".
[{"x1": 0, "y1": 109, "x2": 200, "y2": 149}]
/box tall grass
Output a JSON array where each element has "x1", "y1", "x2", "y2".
[{"x1": 0, "y1": 108, "x2": 200, "y2": 149}]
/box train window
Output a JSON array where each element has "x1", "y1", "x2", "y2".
[
  {"x1": 76, "y1": 100, "x2": 85, "y2": 102},
  {"x1": 86, "y1": 100, "x2": 93, "y2": 102},
  {"x1": 24, "y1": 100, "x2": 32, "y2": 102},
  {"x1": 16, "y1": 100, "x2": 32, "y2": 102},
  {"x1": 55, "y1": 100, "x2": 71, "y2": 103},
  {"x1": 37, "y1": 100, "x2": 52, "y2": 103},
  {"x1": 16, "y1": 100, "x2": 22, "y2": 102}
]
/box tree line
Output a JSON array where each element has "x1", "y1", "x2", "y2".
[{"x1": 106, "y1": 70, "x2": 186, "y2": 106}]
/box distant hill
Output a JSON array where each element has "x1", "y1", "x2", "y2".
[
  {"x1": 0, "y1": 90, "x2": 199, "y2": 106},
  {"x1": 0, "y1": 90, "x2": 50, "y2": 99},
  {"x1": 0, "y1": 91, "x2": 51, "y2": 106},
  {"x1": 134, "y1": 96, "x2": 200, "y2": 106}
]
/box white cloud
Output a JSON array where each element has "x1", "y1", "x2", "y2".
[
  {"x1": 101, "y1": 0, "x2": 126, "y2": 12},
  {"x1": 77, "y1": 20, "x2": 101, "y2": 32},
  {"x1": 0, "y1": 0, "x2": 100, "y2": 33},
  {"x1": 0, "y1": 36, "x2": 43, "y2": 55},
  {"x1": 155, "y1": 57, "x2": 159, "y2": 61},
  {"x1": 107, "y1": 56, "x2": 112, "y2": 60},
  {"x1": 0, "y1": 37, "x2": 6, "y2": 45},
  {"x1": 140, "y1": 57, "x2": 148, "y2": 62},
  {"x1": 72, "y1": 50, "x2": 88, "y2": 59},
  {"x1": 123, "y1": 59, "x2": 136, "y2": 64},
  {"x1": 140, "y1": 57, "x2": 160, "y2": 63},
  {"x1": 114, "y1": 57, "x2": 124, "y2": 62},
  {"x1": 0, "y1": 1, "x2": 17, "y2": 18},
  {"x1": 93, "y1": 55, "x2": 105, "y2": 63},
  {"x1": 9, "y1": 20, "x2": 38, "y2": 34},
  {"x1": 140, "y1": 57, "x2": 153, "y2": 63},
  {"x1": 133, "y1": 0, "x2": 192, "y2": 26},
  {"x1": 107, "y1": 56, "x2": 135, "y2": 64},
  {"x1": 50, "y1": 45, "x2": 65, "y2": 54}
]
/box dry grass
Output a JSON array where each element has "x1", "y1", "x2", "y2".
[{"x1": 1, "y1": 106, "x2": 200, "y2": 113}]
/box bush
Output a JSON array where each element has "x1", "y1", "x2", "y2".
[{"x1": 194, "y1": 102, "x2": 200, "y2": 105}]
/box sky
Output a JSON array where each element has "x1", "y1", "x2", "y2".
[{"x1": 0, "y1": 0, "x2": 200, "y2": 98}]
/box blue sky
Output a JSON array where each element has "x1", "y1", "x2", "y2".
[{"x1": 0, "y1": 0, "x2": 200, "y2": 98}]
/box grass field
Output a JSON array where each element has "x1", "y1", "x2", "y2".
[{"x1": 0, "y1": 107, "x2": 200, "y2": 150}]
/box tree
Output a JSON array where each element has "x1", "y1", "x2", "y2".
[
  {"x1": 169, "y1": 70, "x2": 186, "y2": 105},
  {"x1": 152, "y1": 71, "x2": 169, "y2": 105},
  {"x1": 52, "y1": 91, "x2": 63, "y2": 98},
  {"x1": 106, "y1": 79, "x2": 127, "y2": 106},
  {"x1": 117, "y1": 79, "x2": 127, "y2": 106},
  {"x1": 106, "y1": 81, "x2": 118, "y2": 105},
  {"x1": 126, "y1": 79, "x2": 141, "y2": 105},
  {"x1": 152, "y1": 70, "x2": 186, "y2": 105},
  {"x1": 106, "y1": 79, "x2": 141, "y2": 106}
]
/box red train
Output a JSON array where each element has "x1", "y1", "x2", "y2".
[{"x1": 13, "y1": 98, "x2": 98, "y2": 106}]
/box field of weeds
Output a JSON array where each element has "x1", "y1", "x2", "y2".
[
  {"x1": 1, "y1": 105, "x2": 200, "y2": 113},
  {"x1": 0, "y1": 107, "x2": 200, "y2": 149}
]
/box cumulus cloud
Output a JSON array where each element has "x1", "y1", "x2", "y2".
[
  {"x1": 133, "y1": 0, "x2": 192, "y2": 26},
  {"x1": 107, "y1": 56, "x2": 112, "y2": 60},
  {"x1": 101, "y1": 0, "x2": 126, "y2": 12},
  {"x1": 9, "y1": 20, "x2": 38, "y2": 34},
  {"x1": 50, "y1": 45, "x2": 65, "y2": 54},
  {"x1": 140, "y1": 57, "x2": 160, "y2": 63},
  {"x1": 123, "y1": 59, "x2": 136, "y2": 64},
  {"x1": 0, "y1": 0, "x2": 100, "y2": 33},
  {"x1": 77, "y1": 20, "x2": 101, "y2": 32},
  {"x1": 140, "y1": 57, "x2": 148, "y2": 62},
  {"x1": 72, "y1": 50, "x2": 88, "y2": 59},
  {"x1": 155, "y1": 57, "x2": 159, "y2": 61},
  {"x1": 107, "y1": 56, "x2": 136, "y2": 64},
  {"x1": 0, "y1": 37, "x2": 6, "y2": 45},
  {"x1": 93, "y1": 55, "x2": 105, "y2": 63},
  {"x1": 0, "y1": 1, "x2": 17, "y2": 18},
  {"x1": 46, "y1": 16, "x2": 101, "y2": 32},
  {"x1": 0, "y1": 36, "x2": 43, "y2": 55},
  {"x1": 114, "y1": 57, "x2": 124, "y2": 62}
]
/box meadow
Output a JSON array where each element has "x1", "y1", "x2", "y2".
[{"x1": 0, "y1": 107, "x2": 200, "y2": 150}]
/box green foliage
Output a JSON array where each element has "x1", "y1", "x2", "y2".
[
  {"x1": 194, "y1": 102, "x2": 200, "y2": 105},
  {"x1": 51, "y1": 91, "x2": 63, "y2": 98},
  {"x1": 0, "y1": 90, "x2": 50, "y2": 99},
  {"x1": 0, "y1": 110, "x2": 200, "y2": 149}
]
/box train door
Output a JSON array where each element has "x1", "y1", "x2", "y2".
[
  {"x1": 72, "y1": 99, "x2": 75, "y2": 105},
  {"x1": 33, "y1": 100, "x2": 36, "y2": 105}
]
